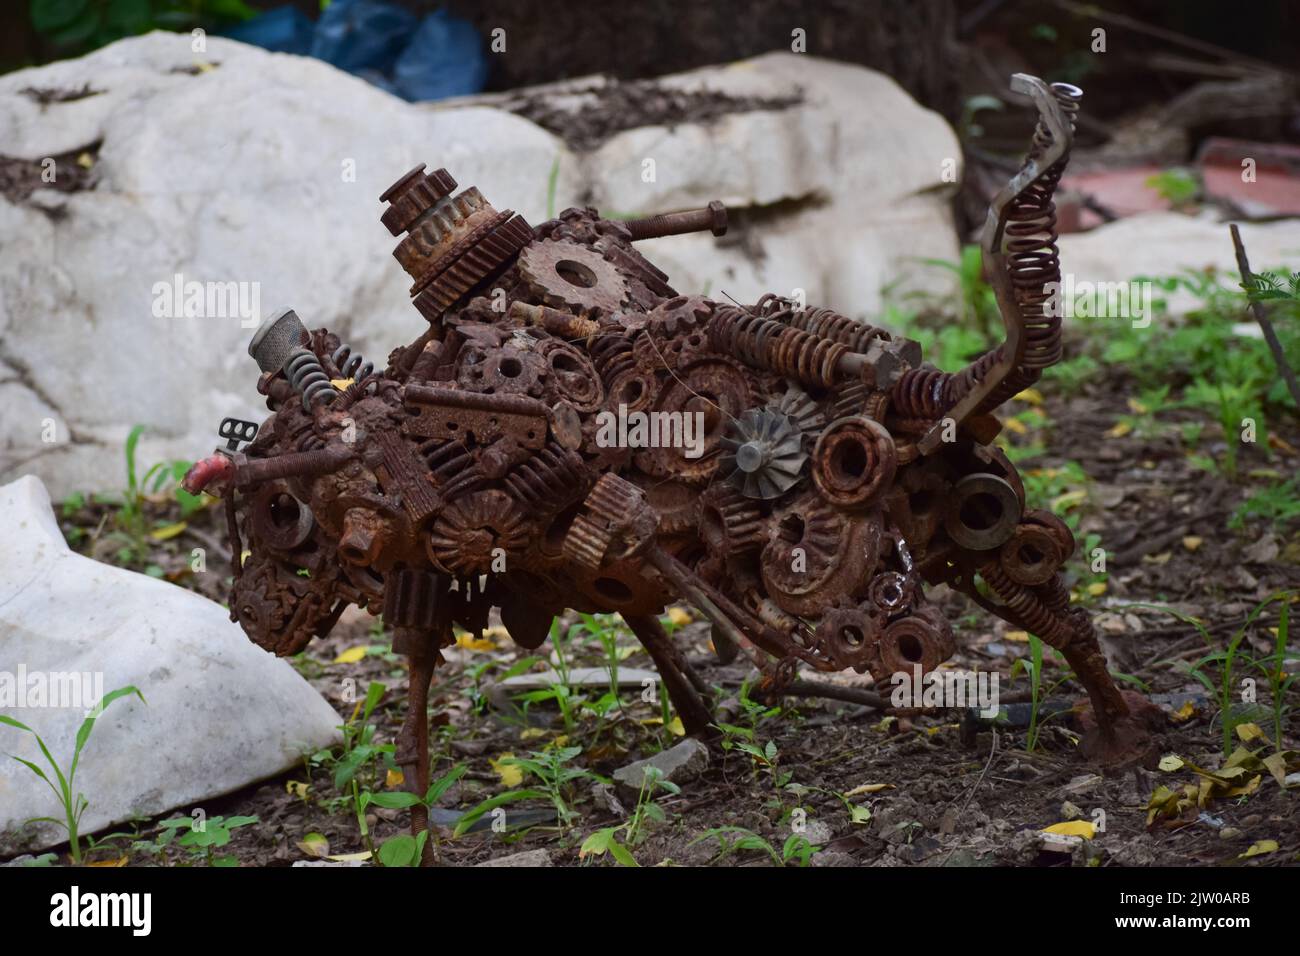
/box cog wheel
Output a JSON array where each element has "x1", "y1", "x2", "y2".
[
  {"x1": 699, "y1": 483, "x2": 765, "y2": 554},
  {"x1": 427, "y1": 490, "x2": 527, "y2": 575},
  {"x1": 413, "y1": 214, "x2": 534, "y2": 321},
  {"x1": 518, "y1": 239, "x2": 630, "y2": 315}
]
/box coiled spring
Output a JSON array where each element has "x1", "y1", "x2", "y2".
[
  {"x1": 418, "y1": 438, "x2": 485, "y2": 501},
  {"x1": 979, "y1": 559, "x2": 1073, "y2": 644},
  {"x1": 504, "y1": 443, "x2": 590, "y2": 514},
  {"x1": 589, "y1": 333, "x2": 636, "y2": 382},
  {"x1": 790, "y1": 307, "x2": 892, "y2": 353},
  {"x1": 708, "y1": 305, "x2": 847, "y2": 389},
  {"x1": 332, "y1": 343, "x2": 374, "y2": 381},
  {"x1": 285, "y1": 348, "x2": 338, "y2": 411}
]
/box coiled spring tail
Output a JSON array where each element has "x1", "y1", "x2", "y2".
[{"x1": 286, "y1": 347, "x2": 338, "y2": 410}]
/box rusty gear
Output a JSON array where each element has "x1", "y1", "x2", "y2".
[{"x1": 518, "y1": 239, "x2": 630, "y2": 315}]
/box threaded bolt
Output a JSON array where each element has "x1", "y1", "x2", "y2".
[{"x1": 623, "y1": 200, "x2": 727, "y2": 241}]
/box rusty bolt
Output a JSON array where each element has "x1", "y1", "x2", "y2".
[{"x1": 623, "y1": 201, "x2": 727, "y2": 241}]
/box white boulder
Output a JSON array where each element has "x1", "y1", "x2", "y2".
[{"x1": 0, "y1": 474, "x2": 341, "y2": 856}]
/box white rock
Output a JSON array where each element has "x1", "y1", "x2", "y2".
[
  {"x1": 0, "y1": 475, "x2": 341, "y2": 855},
  {"x1": 0, "y1": 38, "x2": 957, "y2": 497},
  {"x1": 1058, "y1": 212, "x2": 1300, "y2": 317}
]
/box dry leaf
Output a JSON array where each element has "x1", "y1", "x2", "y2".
[
  {"x1": 1239, "y1": 840, "x2": 1278, "y2": 859},
  {"x1": 1181, "y1": 536, "x2": 1203, "y2": 552},
  {"x1": 385, "y1": 768, "x2": 405, "y2": 788},
  {"x1": 1158, "y1": 754, "x2": 1184, "y2": 772},
  {"x1": 286, "y1": 780, "x2": 310, "y2": 799},
  {"x1": 1015, "y1": 387, "x2": 1044, "y2": 406},
  {"x1": 1105, "y1": 421, "x2": 1132, "y2": 438},
  {"x1": 844, "y1": 783, "x2": 895, "y2": 797},
  {"x1": 297, "y1": 833, "x2": 330, "y2": 858},
  {"x1": 149, "y1": 521, "x2": 187, "y2": 541},
  {"x1": 666, "y1": 607, "x2": 693, "y2": 627},
  {"x1": 1042, "y1": 820, "x2": 1095, "y2": 839},
  {"x1": 1004, "y1": 630, "x2": 1030, "y2": 643},
  {"x1": 491, "y1": 753, "x2": 524, "y2": 788},
  {"x1": 1235, "y1": 723, "x2": 1265, "y2": 742},
  {"x1": 333, "y1": 645, "x2": 368, "y2": 664}
]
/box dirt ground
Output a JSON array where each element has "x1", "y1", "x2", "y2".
[{"x1": 18, "y1": 316, "x2": 1296, "y2": 870}]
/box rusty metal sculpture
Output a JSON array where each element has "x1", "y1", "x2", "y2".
[{"x1": 185, "y1": 75, "x2": 1162, "y2": 861}]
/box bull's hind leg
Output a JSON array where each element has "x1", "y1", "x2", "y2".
[
  {"x1": 976, "y1": 563, "x2": 1162, "y2": 767},
  {"x1": 624, "y1": 613, "x2": 715, "y2": 738}
]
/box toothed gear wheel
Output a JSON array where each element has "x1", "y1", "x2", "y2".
[
  {"x1": 644, "y1": 295, "x2": 713, "y2": 336},
  {"x1": 699, "y1": 484, "x2": 765, "y2": 553},
  {"x1": 720, "y1": 407, "x2": 807, "y2": 500},
  {"x1": 518, "y1": 239, "x2": 630, "y2": 315},
  {"x1": 562, "y1": 473, "x2": 647, "y2": 572},
  {"x1": 427, "y1": 490, "x2": 527, "y2": 575},
  {"x1": 413, "y1": 215, "x2": 534, "y2": 321}
]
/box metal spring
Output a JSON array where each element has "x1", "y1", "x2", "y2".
[
  {"x1": 790, "y1": 307, "x2": 892, "y2": 353},
  {"x1": 588, "y1": 332, "x2": 635, "y2": 382},
  {"x1": 1002, "y1": 84, "x2": 1080, "y2": 378},
  {"x1": 285, "y1": 348, "x2": 338, "y2": 411},
  {"x1": 418, "y1": 438, "x2": 484, "y2": 500},
  {"x1": 503, "y1": 442, "x2": 590, "y2": 513},
  {"x1": 708, "y1": 305, "x2": 847, "y2": 389},
  {"x1": 331, "y1": 343, "x2": 374, "y2": 381},
  {"x1": 890, "y1": 366, "x2": 949, "y2": 419},
  {"x1": 979, "y1": 559, "x2": 1072, "y2": 644}
]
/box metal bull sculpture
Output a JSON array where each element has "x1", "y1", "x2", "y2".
[{"x1": 185, "y1": 74, "x2": 1163, "y2": 862}]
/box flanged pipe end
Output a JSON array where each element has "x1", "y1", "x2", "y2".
[
  {"x1": 707, "y1": 200, "x2": 728, "y2": 237},
  {"x1": 248, "y1": 308, "x2": 308, "y2": 374}
]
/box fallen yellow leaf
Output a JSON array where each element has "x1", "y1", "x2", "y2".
[
  {"x1": 1015, "y1": 388, "x2": 1044, "y2": 406},
  {"x1": 1239, "y1": 840, "x2": 1278, "y2": 859},
  {"x1": 1235, "y1": 722, "x2": 1265, "y2": 742},
  {"x1": 385, "y1": 768, "x2": 405, "y2": 788},
  {"x1": 456, "y1": 633, "x2": 496, "y2": 652},
  {"x1": 1051, "y1": 489, "x2": 1087, "y2": 512},
  {"x1": 666, "y1": 716, "x2": 685, "y2": 737},
  {"x1": 666, "y1": 607, "x2": 692, "y2": 627},
  {"x1": 76, "y1": 151, "x2": 94, "y2": 169},
  {"x1": 297, "y1": 833, "x2": 330, "y2": 858},
  {"x1": 519, "y1": 727, "x2": 546, "y2": 741},
  {"x1": 1158, "y1": 755, "x2": 1185, "y2": 772},
  {"x1": 88, "y1": 856, "x2": 128, "y2": 867},
  {"x1": 286, "y1": 780, "x2": 310, "y2": 799},
  {"x1": 149, "y1": 521, "x2": 187, "y2": 541},
  {"x1": 1182, "y1": 536, "x2": 1203, "y2": 552},
  {"x1": 1105, "y1": 421, "x2": 1132, "y2": 438},
  {"x1": 333, "y1": 645, "x2": 368, "y2": 665},
  {"x1": 1042, "y1": 820, "x2": 1095, "y2": 839},
  {"x1": 491, "y1": 753, "x2": 523, "y2": 788},
  {"x1": 1086, "y1": 581, "x2": 1107, "y2": 596},
  {"x1": 1004, "y1": 630, "x2": 1030, "y2": 643},
  {"x1": 844, "y1": 783, "x2": 895, "y2": 797},
  {"x1": 327, "y1": 851, "x2": 372, "y2": 862},
  {"x1": 1003, "y1": 417, "x2": 1028, "y2": 435},
  {"x1": 1126, "y1": 397, "x2": 1148, "y2": 414},
  {"x1": 1171, "y1": 700, "x2": 1197, "y2": 722}
]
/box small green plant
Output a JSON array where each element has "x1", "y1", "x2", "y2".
[
  {"x1": 919, "y1": 245, "x2": 1002, "y2": 341},
  {"x1": 1231, "y1": 477, "x2": 1300, "y2": 529},
  {"x1": 580, "y1": 764, "x2": 681, "y2": 867},
  {"x1": 157, "y1": 813, "x2": 258, "y2": 867},
  {"x1": 307, "y1": 681, "x2": 395, "y2": 850},
  {"x1": 1142, "y1": 591, "x2": 1295, "y2": 757},
  {"x1": 0, "y1": 685, "x2": 144, "y2": 864},
  {"x1": 688, "y1": 826, "x2": 819, "y2": 867},
  {"x1": 108, "y1": 425, "x2": 204, "y2": 568},
  {"x1": 1145, "y1": 168, "x2": 1199, "y2": 208},
  {"x1": 497, "y1": 745, "x2": 607, "y2": 828},
  {"x1": 363, "y1": 762, "x2": 467, "y2": 867}
]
